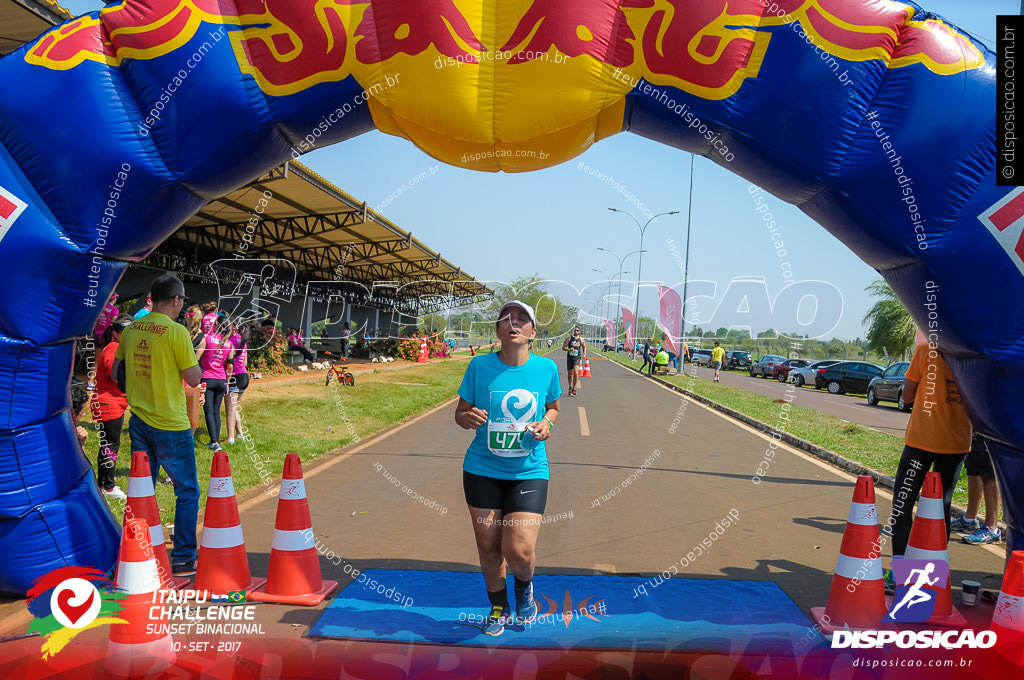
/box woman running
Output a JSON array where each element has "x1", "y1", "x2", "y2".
[{"x1": 454, "y1": 300, "x2": 561, "y2": 636}]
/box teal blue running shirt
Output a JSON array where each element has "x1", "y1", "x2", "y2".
[{"x1": 457, "y1": 353, "x2": 562, "y2": 480}]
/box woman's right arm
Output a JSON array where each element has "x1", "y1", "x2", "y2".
[{"x1": 454, "y1": 397, "x2": 488, "y2": 430}]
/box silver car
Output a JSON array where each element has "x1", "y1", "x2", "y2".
[
  {"x1": 691, "y1": 349, "x2": 713, "y2": 366},
  {"x1": 788, "y1": 359, "x2": 842, "y2": 387}
]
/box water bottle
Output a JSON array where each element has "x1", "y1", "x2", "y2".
[{"x1": 521, "y1": 426, "x2": 537, "y2": 451}]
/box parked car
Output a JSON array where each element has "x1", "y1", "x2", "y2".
[
  {"x1": 814, "y1": 361, "x2": 884, "y2": 394},
  {"x1": 691, "y1": 349, "x2": 713, "y2": 366},
  {"x1": 749, "y1": 354, "x2": 786, "y2": 378},
  {"x1": 773, "y1": 358, "x2": 812, "y2": 382},
  {"x1": 788, "y1": 360, "x2": 842, "y2": 387},
  {"x1": 867, "y1": 361, "x2": 911, "y2": 411},
  {"x1": 724, "y1": 350, "x2": 751, "y2": 371}
]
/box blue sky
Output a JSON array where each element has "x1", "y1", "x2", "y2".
[{"x1": 59, "y1": 0, "x2": 1011, "y2": 339}]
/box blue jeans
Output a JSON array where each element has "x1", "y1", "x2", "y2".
[{"x1": 128, "y1": 415, "x2": 199, "y2": 565}]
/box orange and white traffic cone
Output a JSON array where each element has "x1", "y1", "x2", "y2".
[
  {"x1": 194, "y1": 451, "x2": 266, "y2": 596},
  {"x1": 811, "y1": 475, "x2": 888, "y2": 634},
  {"x1": 123, "y1": 451, "x2": 189, "y2": 591},
  {"x1": 107, "y1": 517, "x2": 174, "y2": 677},
  {"x1": 250, "y1": 453, "x2": 338, "y2": 605},
  {"x1": 893, "y1": 470, "x2": 966, "y2": 627},
  {"x1": 580, "y1": 358, "x2": 592, "y2": 377},
  {"x1": 990, "y1": 550, "x2": 1024, "y2": 666},
  {"x1": 418, "y1": 336, "x2": 428, "y2": 363}
]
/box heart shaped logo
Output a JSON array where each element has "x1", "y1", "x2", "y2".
[{"x1": 50, "y1": 579, "x2": 101, "y2": 629}]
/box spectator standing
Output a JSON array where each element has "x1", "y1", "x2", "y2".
[
  {"x1": 225, "y1": 322, "x2": 250, "y2": 445},
  {"x1": 200, "y1": 301, "x2": 219, "y2": 334},
  {"x1": 91, "y1": 315, "x2": 132, "y2": 500},
  {"x1": 197, "y1": 314, "x2": 235, "y2": 451},
  {"x1": 953, "y1": 434, "x2": 1003, "y2": 545},
  {"x1": 287, "y1": 327, "x2": 314, "y2": 363},
  {"x1": 93, "y1": 292, "x2": 119, "y2": 343},
  {"x1": 711, "y1": 342, "x2": 726, "y2": 382},
  {"x1": 884, "y1": 342, "x2": 972, "y2": 588},
  {"x1": 640, "y1": 338, "x2": 653, "y2": 375},
  {"x1": 112, "y1": 274, "x2": 202, "y2": 577},
  {"x1": 340, "y1": 324, "x2": 351, "y2": 360},
  {"x1": 132, "y1": 294, "x2": 152, "y2": 320}
]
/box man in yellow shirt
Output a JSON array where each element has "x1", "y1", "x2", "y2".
[
  {"x1": 112, "y1": 274, "x2": 202, "y2": 576},
  {"x1": 711, "y1": 342, "x2": 726, "y2": 382},
  {"x1": 884, "y1": 342, "x2": 972, "y2": 587}
]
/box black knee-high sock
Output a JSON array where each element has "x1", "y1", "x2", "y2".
[{"x1": 514, "y1": 576, "x2": 532, "y2": 603}]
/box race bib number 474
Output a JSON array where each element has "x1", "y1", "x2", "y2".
[{"x1": 487, "y1": 389, "x2": 539, "y2": 457}]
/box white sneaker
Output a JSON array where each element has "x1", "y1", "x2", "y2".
[
  {"x1": 227, "y1": 438, "x2": 235, "y2": 445},
  {"x1": 103, "y1": 486, "x2": 127, "y2": 501}
]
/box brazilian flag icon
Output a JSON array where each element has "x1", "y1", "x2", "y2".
[{"x1": 228, "y1": 590, "x2": 247, "y2": 603}]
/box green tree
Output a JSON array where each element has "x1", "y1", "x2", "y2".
[
  {"x1": 486, "y1": 275, "x2": 577, "y2": 339},
  {"x1": 863, "y1": 279, "x2": 915, "y2": 361}
]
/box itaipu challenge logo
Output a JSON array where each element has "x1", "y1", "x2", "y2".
[{"x1": 26, "y1": 567, "x2": 127, "y2": 658}]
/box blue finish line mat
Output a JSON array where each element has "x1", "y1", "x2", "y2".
[{"x1": 308, "y1": 570, "x2": 823, "y2": 652}]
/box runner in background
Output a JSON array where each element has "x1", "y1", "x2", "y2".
[{"x1": 561, "y1": 327, "x2": 586, "y2": 396}]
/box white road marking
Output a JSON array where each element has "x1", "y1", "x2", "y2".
[{"x1": 578, "y1": 407, "x2": 590, "y2": 436}]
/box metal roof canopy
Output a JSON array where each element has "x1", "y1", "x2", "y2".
[
  {"x1": 151, "y1": 160, "x2": 491, "y2": 315},
  {"x1": 0, "y1": 0, "x2": 71, "y2": 55}
]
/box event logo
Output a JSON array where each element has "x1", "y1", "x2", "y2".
[
  {"x1": 978, "y1": 187, "x2": 1024, "y2": 278},
  {"x1": 883, "y1": 559, "x2": 947, "y2": 623},
  {"x1": 534, "y1": 588, "x2": 608, "y2": 627},
  {"x1": 26, "y1": 567, "x2": 127, "y2": 659},
  {"x1": 0, "y1": 184, "x2": 27, "y2": 245},
  {"x1": 833, "y1": 558, "x2": 997, "y2": 650}
]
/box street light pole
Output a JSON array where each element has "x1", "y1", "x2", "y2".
[
  {"x1": 682, "y1": 154, "x2": 695, "y2": 342},
  {"x1": 597, "y1": 247, "x2": 643, "y2": 350},
  {"x1": 608, "y1": 208, "x2": 679, "y2": 346}
]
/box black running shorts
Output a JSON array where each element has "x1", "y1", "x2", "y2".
[
  {"x1": 228, "y1": 373, "x2": 250, "y2": 394},
  {"x1": 463, "y1": 471, "x2": 548, "y2": 515},
  {"x1": 965, "y1": 437, "x2": 996, "y2": 479},
  {"x1": 566, "y1": 356, "x2": 578, "y2": 371}
]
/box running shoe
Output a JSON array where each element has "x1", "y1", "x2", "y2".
[
  {"x1": 950, "y1": 514, "x2": 980, "y2": 534},
  {"x1": 962, "y1": 525, "x2": 1001, "y2": 545},
  {"x1": 516, "y1": 592, "x2": 538, "y2": 624},
  {"x1": 209, "y1": 442, "x2": 223, "y2": 452},
  {"x1": 171, "y1": 560, "x2": 197, "y2": 577},
  {"x1": 102, "y1": 486, "x2": 127, "y2": 501},
  {"x1": 482, "y1": 605, "x2": 509, "y2": 636}
]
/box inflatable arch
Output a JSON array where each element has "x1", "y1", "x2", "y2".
[{"x1": 0, "y1": 0, "x2": 1017, "y2": 593}]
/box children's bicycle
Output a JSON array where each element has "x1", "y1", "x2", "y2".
[{"x1": 324, "y1": 361, "x2": 355, "y2": 387}]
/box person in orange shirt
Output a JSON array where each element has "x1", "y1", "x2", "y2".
[{"x1": 887, "y1": 342, "x2": 972, "y2": 565}]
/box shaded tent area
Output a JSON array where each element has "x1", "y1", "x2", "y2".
[
  {"x1": 0, "y1": 0, "x2": 69, "y2": 56},
  {"x1": 134, "y1": 159, "x2": 490, "y2": 338}
]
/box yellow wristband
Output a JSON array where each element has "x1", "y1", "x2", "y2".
[{"x1": 544, "y1": 416, "x2": 555, "y2": 429}]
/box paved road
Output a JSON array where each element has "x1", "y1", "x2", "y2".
[
  {"x1": 235, "y1": 353, "x2": 1004, "y2": 636},
  {"x1": 3, "y1": 354, "x2": 1005, "y2": 657},
  {"x1": 607, "y1": 354, "x2": 911, "y2": 438}
]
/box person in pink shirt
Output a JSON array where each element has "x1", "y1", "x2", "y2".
[
  {"x1": 196, "y1": 314, "x2": 234, "y2": 451},
  {"x1": 200, "y1": 300, "x2": 219, "y2": 335},
  {"x1": 287, "y1": 327, "x2": 314, "y2": 363},
  {"x1": 93, "y1": 293, "x2": 119, "y2": 343},
  {"x1": 225, "y1": 322, "x2": 250, "y2": 445}
]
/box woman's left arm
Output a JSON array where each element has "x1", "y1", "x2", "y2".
[{"x1": 530, "y1": 400, "x2": 560, "y2": 441}]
